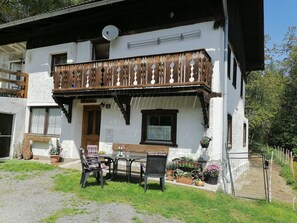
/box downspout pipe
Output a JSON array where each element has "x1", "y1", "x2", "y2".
[{"x1": 222, "y1": 0, "x2": 230, "y2": 193}]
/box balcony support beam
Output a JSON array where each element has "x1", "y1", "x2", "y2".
[
  {"x1": 113, "y1": 95, "x2": 131, "y2": 125},
  {"x1": 197, "y1": 89, "x2": 210, "y2": 128},
  {"x1": 53, "y1": 97, "x2": 73, "y2": 123}
]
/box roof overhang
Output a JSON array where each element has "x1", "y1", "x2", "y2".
[{"x1": 0, "y1": 0, "x2": 264, "y2": 72}]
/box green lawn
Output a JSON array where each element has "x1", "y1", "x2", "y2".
[{"x1": 1, "y1": 160, "x2": 296, "y2": 223}]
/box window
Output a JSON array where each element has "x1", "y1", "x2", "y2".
[
  {"x1": 141, "y1": 109, "x2": 178, "y2": 146},
  {"x1": 243, "y1": 123, "x2": 247, "y2": 147},
  {"x1": 240, "y1": 75, "x2": 244, "y2": 98},
  {"x1": 51, "y1": 53, "x2": 67, "y2": 76},
  {"x1": 227, "y1": 114, "x2": 232, "y2": 148},
  {"x1": 92, "y1": 40, "x2": 110, "y2": 60},
  {"x1": 232, "y1": 58, "x2": 237, "y2": 88},
  {"x1": 227, "y1": 45, "x2": 231, "y2": 79},
  {"x1": 29, "y1": 107, "x2": 61, "y2": 135}
]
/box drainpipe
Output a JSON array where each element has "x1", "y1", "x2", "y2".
[{"x1": 222, "y1": 0, "x2": 229, "y2": 193}]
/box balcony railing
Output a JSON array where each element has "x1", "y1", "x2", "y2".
[
  {"x1": 53, "y1": 49, "x2": 213, "y2": 93},
  {"x1": 0, "y1": 68, "x2": 28, "y2": 98}
]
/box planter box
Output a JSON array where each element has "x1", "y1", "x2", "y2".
[{"x1": 176, "y1": 176, "x2": 193, "y2": 185}]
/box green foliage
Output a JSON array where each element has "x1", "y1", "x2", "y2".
[
  {"x1": 268, "y1": 28, "x2": 297, "y2": 155},
  {"x1": 246, "y1": 69, "x2": 285, "y2": 146},
  {"x1": 247, "y1": 27, "x2": 297, "y2": 156},
  {"x1": 280, "y1": 165, "x2": 297, "y2": 187},
  {"x1": 0, "y1": 0, "x2": 84, "y2": 23},
  {"x1": 40, "y1": 208, "x2": 86, "y2": 223},
  {"x1": 0, "y1": 160, "x2": 55, "y2": 172}
]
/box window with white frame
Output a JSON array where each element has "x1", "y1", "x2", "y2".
[{"x1": 29, "y1": 107, "x2": 61, "y2": 135}]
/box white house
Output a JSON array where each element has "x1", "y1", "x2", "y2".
[{"x1": 0, "y1": 0, "x2": 264, "y2": 189}]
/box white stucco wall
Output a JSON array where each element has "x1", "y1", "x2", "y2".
[
  {"x1": 60, "y1": 96, "x2": 206, "y2": 161},
  {"x1": 0, "y1": 97, "x2": 27, "y2": 157},
  {"x1": 17, "y1": 21, "x2": 248, "y2": 163}
]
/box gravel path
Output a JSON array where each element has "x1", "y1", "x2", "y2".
[{"x1": 0, "y1": 169, "x2": 183, "y2": 223}]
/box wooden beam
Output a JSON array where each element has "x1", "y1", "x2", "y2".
[
  {"x1": 53, "y1": 97, "x2": 73, "y2": 123},
  {"x1": 113, "y1": 95, "x2": 131, "y2": 125},
  {"x1": 197, "y1": 90, "x2": 210, "y2": 128}
]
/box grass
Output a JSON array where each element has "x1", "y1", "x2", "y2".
[
  {"x1": 53, "y1": 170, "x2": 297, "y2": 223},
  {"x1": 1, "y1": 160, "x2": 297, "y2": 223},
  {"x1": 40, "y1": 208, "x2": 86, "y2": 223}
]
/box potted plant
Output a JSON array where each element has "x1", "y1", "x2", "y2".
[
  {"x1": 194, "y1": 178, "x2": 205, "y2": 186},
  {"x1": 49, "y1": 139, "x2": 62, "y2": 163},
  {"x1": 176, "y1": 169, "x2": 193, "y2": 185},
  {"x1": 200, "y1": 136, "x2": 212, "y2": 148},
  {"x1": 203, "y1": 163, "x2": 220, "y2": 185},
  {"x1": 166, "y1": 162, "x2": 177, "y2": 181}
]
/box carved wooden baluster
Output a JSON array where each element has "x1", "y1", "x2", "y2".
[
  {"x1": 63, "y1": 70, "x2": 68, "y2": 88},
  {"x1": 169, "y1": 58, "x2": 175, "y2": 83},
  {"x1": 116, "y1": 64, "x2": 121, "y2": 86},
  {"x1": 201, "y1": 56, "x2": 205, "y2": 82},
  {"x1": 58, "y1": 70, "x2": 63, "y2": 89},
  {"x1": 159, "y1": 56, "x2": 164, "y2": 84},
  {"x1": 133, "y1": 63, "x2": 138, "y2": 85},
  {"x1": 189, "y1": 58, "x2": 195, "y2": 82},
  {"x1": 106, "y1": 62, "x2": 111, "y2": 86},
  {"x1": 178, "y1": 55, "x2": 182, "y2": 83},
  {"x1": 151, "y1": 62, "x2": 156, "y2": 84},
  {"x1": 86, "y1": 67, "x2": 90, "y2": 88},
  {"x1": 140, "y1": 58, "x2": 145, "y2": 85},
  {"x1": 91, "y1": 65, "x2": 96, "y2": 87},
  {"x1": 123, "y1": 60, "x2": 128, "y2": 86},
  {"x1": 100, "y1": 66, "x2": 105, "y2": 86},
  {"x1": 77, "y1": 67, "x2": 81, "y2": 88},
  {"x1": 71, "y1": 68, "x2": 76, "y2": 88}
]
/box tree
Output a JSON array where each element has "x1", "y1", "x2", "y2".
[
  {"x1": 0, "y1": 0, "x2": 84, "y2": 23},
  {"x1": 269, "y1": 27, "x2": 297, "y2": 155},
  {"x1": 245, "y1": 35, "x2": 286, "y2": 151}
]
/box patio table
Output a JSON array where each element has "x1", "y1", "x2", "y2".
[{"x1": 101, "y1": 153, "x2": 146, "y2": 182}]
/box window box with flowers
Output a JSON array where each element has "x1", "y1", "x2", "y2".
[
  {"x1": 203, "y1": 163, "x2": 220, "y2": 185},
  {"x1": 49, "y1": 139, "x2": 63, "y2": 163}
]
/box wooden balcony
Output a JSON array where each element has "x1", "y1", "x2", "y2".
[
  {"x1": 0, "y1": 68, "x2": 28, "y2": 98},
  {"x1": 52, "y1": 49, "x2": 213, "y2": 125}
]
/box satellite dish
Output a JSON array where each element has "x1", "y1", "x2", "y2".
[{"x1": 102, "y1": 25, "x2": 119, "y2": 41}]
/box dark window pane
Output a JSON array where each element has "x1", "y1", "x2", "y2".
[
  {"x1": 95, "y1": 110, "x2": 101, "y2": 135},
  {"x1": 87, "y1": 111, "x2": 94, "y2": 134}
]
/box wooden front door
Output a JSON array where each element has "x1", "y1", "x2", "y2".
[{"x1": 82, "y1": 105, "x2": 101, "y2": 149}]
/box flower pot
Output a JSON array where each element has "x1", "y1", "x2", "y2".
[
  {"x1": 176, "y1": 176, "x2": 193, "y2": 185},
  {"x1": 166, "y1": 170, "x2": 174, "y2": 181},
  {"x1": 200, "y1": 143, "x2": 209, "y2": 148},
  {"x1": 50, "y1": 155, "x2": 60, "y2": 163},
  {"x1": 205, "y1": 176, "x2": 218, "y2": 185},
  {"x1": 195, "y1": 180, "x2": 205, "y2": 186}
]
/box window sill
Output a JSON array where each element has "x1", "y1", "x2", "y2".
[
  {"x1": 27, "y1": 134, "x2": 52, "y2": 143},
  {"x1": 140, "y1": 141, "x2": 178, "y2": 147}
]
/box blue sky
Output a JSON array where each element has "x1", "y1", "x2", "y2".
[{"x1": 264, "y1": 0, "x2": 297, "y2": 46}]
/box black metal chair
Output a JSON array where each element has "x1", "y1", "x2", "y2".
[
  {"x1": 79, "y1": 148, "x2": 104, "y2": 188},
  {"x1": 139, "y1": 153, "x2": 168, "y2": 192}
]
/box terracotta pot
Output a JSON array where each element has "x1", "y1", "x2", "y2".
[
  {"x1": 195, "y1": 180, "x2": 205, "y2": 186},
  {"x1": 50, "y1": 155, "x2": 60, "y2": 163},
  {"x1": 166, "y1": 170, "x2": 174, "y2": 181}
]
